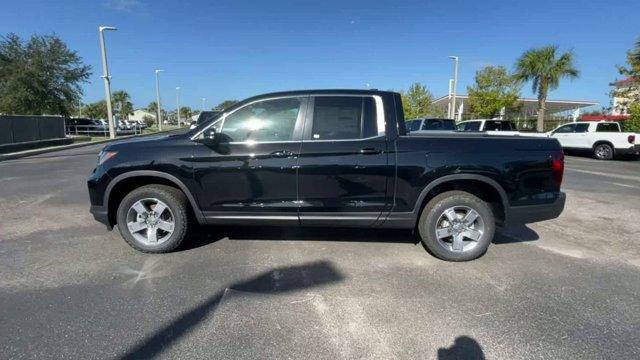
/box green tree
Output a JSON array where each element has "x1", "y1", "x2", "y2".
[
  {"x1": 142, "y1": 114, "x2": 155, "y2": 127},
  {"x1": 214, "y1": 100, "x2": 239, "y2": 111},
  {"x1": 0, "y1": 33, "x2": 91, "y2": 116},
  {"x1": 626, "y1": 103, "x2": 640, "y2": 133},
  {"x1": 146, "y1": 101, "x2": 166, "y2": 125},
  {"x1": 400, "y1": 83, "x2": 439, "y2": 119},
  {"x1": 146, "y1": 101, "x2": 158, "y2": 114},
  {"x1": 467, "y1": 65, "x2": 520, "y2": 118},
  {"x1": 514, "y1": 46, "x2": 579, "y2": 132},
  {"x1": 179, "y1": 106, "x2": 193, "y2": 120},
  {"x1": 84, "y1": 100, "x2": 107, "y2": 119},
  {"x1": 112, "y1": 90, "x2": 133, "y2": 120}
]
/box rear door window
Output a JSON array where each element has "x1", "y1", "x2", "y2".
[
  {"x1": 457, "y1": 121, "x2": 481, "y2": 131},
  {"x1": 484, "y1": 121, "x2": 500, "y2": 131},
  {"x1": 309, "y1": 96, "x2": 377, "y2": 140},
  {"x1": 574, "y1": 123, "x2": 590, "y2": 133}
]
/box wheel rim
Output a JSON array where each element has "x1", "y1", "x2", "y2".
[
  {"x1": 126, "y1": 198, "x2": 175, "y2": 246},
  {"x1": 434, "y1": 206, "x2": 485, "y2": 253},
  {"x1": 596, "y1": 145, "x2": 611, "y2": 159}
]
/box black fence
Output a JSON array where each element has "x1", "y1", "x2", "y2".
[{"x1": 0, "y1": 115, "x2": 66, "y2": 145}]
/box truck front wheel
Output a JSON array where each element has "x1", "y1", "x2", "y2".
[
  {"x1": 418, "y1": 191, "x2": 495, "y2": 261},
  {"x1": 116, "y1": 184, "x2": 189, "y2": 253}
]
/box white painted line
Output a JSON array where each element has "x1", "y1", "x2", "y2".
[
  {"x1": 611, "y1": 182, "x2": 638, "y2": 189},
  {"x1": 565, "y1": 167, "x2": 640, "y2": 183}
]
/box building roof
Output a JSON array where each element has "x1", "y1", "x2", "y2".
[
  {"x1": 610, "y1": 78, "x2": 637, "y2": 87},
  {"x1": 433, "y1": 95, "x2": 598, "y2": 114}
]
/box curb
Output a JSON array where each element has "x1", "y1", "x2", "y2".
[{"x1": 0, "y1": 130, "x2": 175, "y2": 162}]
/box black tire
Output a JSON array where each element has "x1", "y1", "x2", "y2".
[
  {"x1": 418, "y1": 191, "x2": 495, "y2": 261},
  {"x1": 116, "y1": 184, "x2": 189, "y2": 253},
  {"x1": 593, "y1": 143, "x2": 614, "y2": 160}
]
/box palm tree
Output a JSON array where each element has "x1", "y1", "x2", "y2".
[
  {"x1": 112, "y1": 90, "x2": 133, "y2": 120},
  {"x1": 514, "y1": 46, "x2": 579, "y2": 132}
]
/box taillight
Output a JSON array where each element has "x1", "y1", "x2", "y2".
[
  {"x1": 628, "y1": 134, "x2": 636, "y2": 144},
  {"x1": 551, "y1": 151, "x2": 564, "y2": 186}
]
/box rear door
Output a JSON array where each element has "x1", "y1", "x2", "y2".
[{"x1": 297, "y1": 95, "x2": 391, "y2": 226}]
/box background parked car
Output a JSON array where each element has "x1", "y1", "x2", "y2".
[
  {"x1": 456, "y1": 119, "x2": 520, "y2": 135},
  {"x1": 406, "y1": 118, "x2": 456, "y2": 133},
  {"x1": 65, "y1": 118, "x2": 109, "y2": 135},
  {"x1": 534, "y1": 121, "x2": 639, "y2": 160}
]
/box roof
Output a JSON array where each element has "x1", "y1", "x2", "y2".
[
  {"x1": 243, "y1": 89, "x2": 396, "y2": 99},
  {"x1": 610, "y1": 78, "x2": 637, "y2": 87},
  {"x1": 433, "y1": 94, "x2": 598, "y2": 114},
  {"x1": 580, "y1": 115, "x2": 629, "y2": 121}
]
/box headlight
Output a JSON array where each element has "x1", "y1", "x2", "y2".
[{"x1": 98, "y1": 150, "x2": 118, "y2": 165}]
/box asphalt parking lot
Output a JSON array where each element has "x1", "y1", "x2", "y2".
[{"x1": 1, "y1": 144, "x2": 639, "y2": 359}]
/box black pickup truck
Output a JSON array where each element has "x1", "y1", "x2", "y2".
[{"x1": 88, "y1": 89, "x2": 565, "y2": 261}]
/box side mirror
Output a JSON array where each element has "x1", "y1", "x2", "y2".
[{"x1": 195, "y1": 127, "x2": 220, "y2": 145}]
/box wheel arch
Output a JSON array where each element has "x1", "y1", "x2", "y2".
[
  {"x1": 412, "y1": 174, "x2": 509, "y2": 226},
  {"x1": 104, "y1": 170, "x2": 204, "y2": 227},
  {"x1": 592, "y1": 140, "x2": 615, "y2": 151}
]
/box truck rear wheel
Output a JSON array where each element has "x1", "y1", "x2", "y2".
[
  {"x1": 116, "y1": 184, "x2": 189, "y2": 253},
  {"x1": 593, "y1": 143, "x2": 614, "y2": 160},
  {"x1": 418, "y1": 191, "x2": 495, "y2": 261}
]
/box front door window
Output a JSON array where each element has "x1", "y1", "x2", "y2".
[{"x1": 221, "y1": 98, "x2": 301, "y2": 142}]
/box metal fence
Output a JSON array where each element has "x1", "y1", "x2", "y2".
[
  {"x1": 0, "y1": 115, "x2": 65, "y2": 145},
  {"x1": 64, "y1": 124, "x2": 143, "y2": 136}
]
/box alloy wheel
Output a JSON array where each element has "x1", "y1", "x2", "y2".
[
  {"x1": 434, "y1": 206, "x2": 485, "y2": 252},
  {"x1": 126, "y1": 198, "x2": 175, "y2": 246}
]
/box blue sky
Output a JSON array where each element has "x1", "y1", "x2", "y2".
[{"x1": 2, "y1": 0, "x2": 638, "y2": 111}]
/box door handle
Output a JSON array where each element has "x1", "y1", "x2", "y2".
[
  {"x1": 269, "y1": 150, "x2": 293, "y2": 158},
  {"x1": 359, "y1": 148, "x2": 382, "y2": 155}
]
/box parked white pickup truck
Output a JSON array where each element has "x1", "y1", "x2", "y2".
[
  {"x1": 539, "y1": 121, "x2": 639, "y2": 160},
  {"x1": 456, "y1": 119, "x2": 521, "y2": 136}
]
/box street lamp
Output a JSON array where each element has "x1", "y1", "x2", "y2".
[
  {"x1": 448, "y1": 56, "x2": 459, "y2": 120},
  {"x1": 176, "y1": 87, "x2": 181, "y2": 127},
  {"x1": 155, "y1": 69, "x2": 164, "y2": 131},
  {"x1": 99, "y1": 26, "x2": 117, "y2": 139},
  {"x1": 201, "y1": 97, "x2": 206, "y2": 111}
]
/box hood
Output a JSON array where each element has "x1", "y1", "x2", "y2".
[{"x1": 104, "y1": 130, "x2": 188, "y2": 151}]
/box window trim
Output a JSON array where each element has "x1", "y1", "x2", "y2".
[{"x1": 302, "y1": 94, "x2": 385, "y2": 142}]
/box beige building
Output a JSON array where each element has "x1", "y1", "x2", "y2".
[
  {"x1": 129, "y1": 109, "x2": 155, "y2": 123},
  {"x1": 611, "y1": 78, "x2": 638, "y2": 115}
]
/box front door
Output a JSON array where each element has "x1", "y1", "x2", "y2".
[
  {"x1": 550, "y1": 123, "x2": 577, "y2": 148},
  {"x1": 191, "y1": 96, "x2": 307, "y2": 224},
  {"x1": 297, "y1": 95, "x2": 391, "y2": 226}
]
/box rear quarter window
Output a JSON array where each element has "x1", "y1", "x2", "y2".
[{"x1": 595, "y1": 123, "x2": 620, "y2": 132}]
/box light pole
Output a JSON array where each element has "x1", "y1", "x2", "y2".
[
  {"x1": 201, "y1": 97, "x2": 206, "y2": 111},
  {"x1": 448, "y1": 56, "x2": 459, "y2": 120},
  {"x1": 176, "y1": 87, "x2": 181, "y2": 127},
  {"x1": 155, "y1": 70, "x2": 164, "y2": 131},
  {"x1": 99, "y1": 26, "x2": 117, "y2": 139}
]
